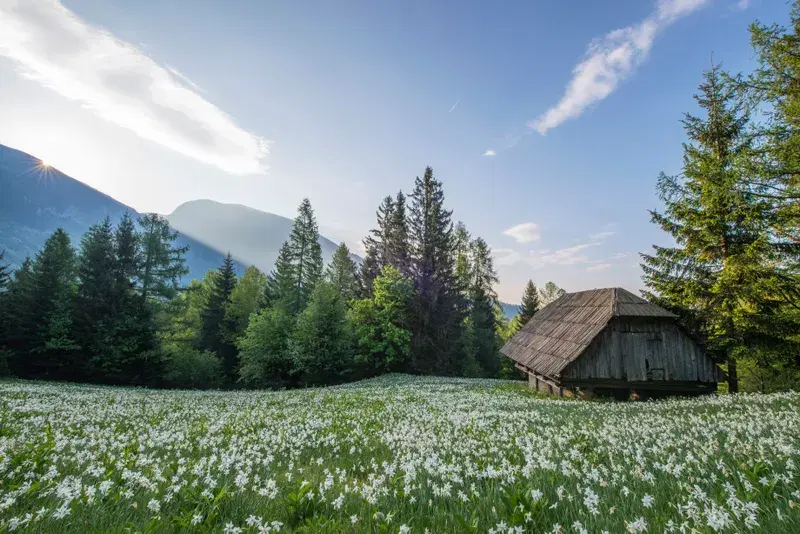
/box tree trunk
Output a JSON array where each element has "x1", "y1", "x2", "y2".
[{"x1": 727, "y1": 356, "x2": 738, "y2": 393}]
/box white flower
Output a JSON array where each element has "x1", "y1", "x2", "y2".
[
  {"x1": 641, "y1": 495, "x2": 654, "y2": 508},
  {"x1": 146, "y1": 499, "x2": 160, "y2": 514}
]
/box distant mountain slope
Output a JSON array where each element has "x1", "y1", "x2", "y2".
[
  {"x1": 166, "y1": 199, "x2": 356, "y2": 275},
  {"x1": 0, "y1": 143, "x2": 237, "y2": 281},
  {"x1": 500, "y1": 302, "x2": 520, "y2": 320}
]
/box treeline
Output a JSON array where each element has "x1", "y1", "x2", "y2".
[
  {"x1": 0, "y1": 167, "x2": 520, "y2": 387},
  {"x1": 641, "y1": 4, "x2": 800, "y2": 393}
]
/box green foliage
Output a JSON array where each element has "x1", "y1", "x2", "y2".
[
  {"x1": 199, "y1": 253, "x2": 239, "y2": 381},
  {"x1": 286, "y1": 198, "x2": 323, "y2": 314},
  {"x1": 227, "y1": 265, "x2": 267, "y2": 334},
  {"x1": 325, "y1": 242, "x2": 359, "y2": 302},
  {"x1": 408, "y1": 166, "x2": 464, "y2": 375},
  {"x1": 237, "y1": 306, "x2": 296, "y2": 387},
  {"x1": 137, "y1": 213, "x2": 189, "y2": 302},
  {"x1": 163, "y1": 347, "x2": 225, "y2": 389},
  {"x1": 350, "y1": 266, "x2": 413, "y2": 376},
  {"x1": 518, "y1": 280, "x2": 540, "y2": 326},
  {"x1": 292, "y1": 281, "x2": 352, "y2": 385},
  {"x1": 538, "y1": 281, "x2": 565, "y2": 307}
]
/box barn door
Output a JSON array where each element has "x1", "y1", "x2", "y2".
[{"x1": 620, "y1": 332, "x2": 664, "y2": 382}]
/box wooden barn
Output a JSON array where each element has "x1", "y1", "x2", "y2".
[{"x1": 501, "y1": 288, "x2": 723, "y2": 397}]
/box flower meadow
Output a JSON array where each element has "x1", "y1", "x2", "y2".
[{"x1": 0, "y1": 376, "x2": 798, "y2": 533}]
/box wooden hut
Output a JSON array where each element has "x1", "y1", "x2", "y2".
[{"x1": 501, "y1": 288, "x2": 723, "y2": 397}]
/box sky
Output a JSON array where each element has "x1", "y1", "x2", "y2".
[{"x1": 0, "y1": 0, "x2": 788, "y2": 302}]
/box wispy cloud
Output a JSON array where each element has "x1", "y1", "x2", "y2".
[
  {"x1": 527, "y1": 242, "x2": 599, "y2": 268},
  {"x1": 610, "y1": 251, "x2": 632, "y2": 260},
  {"x1": 589, "y1": 231, "x2": 616, "y2": 241},
  {"x1": 586, "y1": 263, "x2": 612, "y2": 272},
  {"x1": 735, "y1": 0, "x2": 751, "y2": 10},
  {"x1": 503, "y1": 222, "x2": 541, "y2": 244},
  {"x1": 493, "y1": 248, "x2": 522, "y2": 266},
  {"x1": 0, "y1": 0, "x2": 269, "y2": 174},
  {"x1": 449, "y1": 99, "x2": 460, "y2": 113},
  {"x1": 483, "y1": 149, "x2": 497, "y2": 157},
  {"x1": 530, "y1": 0, "x2": 710, "y2": 135}
]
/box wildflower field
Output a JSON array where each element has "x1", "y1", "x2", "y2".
[{"x1": 0, "y1": 376, "x2": 798, "y2": 533}]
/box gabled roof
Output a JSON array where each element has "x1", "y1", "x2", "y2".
[{"x1": 501, "y1": 288, "x2": 676, "y2": 378}]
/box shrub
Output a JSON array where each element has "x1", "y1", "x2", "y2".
[{"x1": 163, "y1": 346, "x2": 225, "y2": 389}]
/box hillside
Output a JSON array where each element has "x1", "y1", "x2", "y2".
[
  {"x1": 1, "y1": 375, "x2": 797, "y2": 532},
  {"x1": 0, "y1": 143, "x2": 355, "y2": 281},
  {"x1": 166, "y1": 199, "x2": 356, "y2": 275}
]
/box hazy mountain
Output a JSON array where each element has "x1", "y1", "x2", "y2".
[
  {"x1": 500, "y1": 302, "x2": 520, "y2": 320},
  {"x1": 0, "y1": 143, "x2": 355, "y2": 282},
  {"x1": 166, "y1": 199, "x2": 356, "y2": 275}
]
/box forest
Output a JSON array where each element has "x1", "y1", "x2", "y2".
[{"x1": 1, "y1": 4, "x2": 799, "y2": 393}]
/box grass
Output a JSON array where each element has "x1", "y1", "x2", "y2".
[{"x1": 0, "y1": 375, "x2": 798, "y2": 532}]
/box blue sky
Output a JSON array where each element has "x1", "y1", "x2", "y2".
[{"x1": 0, "y1": 0, "x2": 787, "y2": 302}]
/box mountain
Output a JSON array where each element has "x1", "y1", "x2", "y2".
[
  {"x1": 500, "y1": 302, "x2": 520, "y2": 320},
  {"x1": 0, "y1": 143, "x2": 355, "y2": 283},
  {"x1": 166, "y1": 199, "x2": 356, "y2": 275}
]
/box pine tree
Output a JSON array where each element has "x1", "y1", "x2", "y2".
[
  {"x1": 408, "y1": 166, "x2": 463, "y2": 374},
  {"x1": 325, "y1": 242, "x2": 359, "y2": 301},
  {"x1": 3, "y1": 259, "x2": 35, "y2": 374},
  {"x1": 74, "y1": 217, "x2": 119, "y2": 380},
  {"x1": 0, "y1": 249, "x2": 9, "y2": 292},
  {"x1": 453, "y1": 222, "x2": 472, "y2": 298},
  {"x1": 292, "y1": 281, "x2": 352, "y2": 385},
  {"x1": 137, "y1": 213, "x2": 189, "y2": 302},
  {"x1": 27, "y1": 229, "x2": 79, "y2": 378},
  {"x1": 518, "y1": 280, "x2": 540, "y2": 326},
  {"x1": 360, "y1": 196, "x2": 395, "y2": 295},
  {"x1": 466, "y1": 238, "x2": 500, "y2": 376},
  {"x1": 641, "y1": 65, "x2": 790, "y2": 393},
  {"x1": 115, "y1": 212, "x2": 139, "y2": 292},
  {"x1": 387, "y1": 191, "x2": 411, "y2": 276},
  {"x1": 199, "y1": 253, "x2": 239, "y2": 380},
  {"x1": 268, "y1": 242, "x2": 296, "y2": 308},
  {"x1": 287, "y1": 198, "x2": 323, "y2": 314},
  {"x1": 358, "y1": 244, "x2": 381, "y2": 298}
]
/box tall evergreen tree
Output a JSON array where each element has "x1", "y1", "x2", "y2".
[
  {"x1": 115, "y1": 212, "x2": 139, "y2": 291},
  {"x1": 358, "y1": 244, "x2": 381, "y2": 298},
  {"x1": 360, "y1": 196, "x2": 395, "y2": 295},
  {"x1": 0, "y1": 249, "x2": 9, "y2": 292},
  {"x1": 518, "y1": 280, "x2": 540, "y2": 326},
  {"x1": 199, "y1": 253, "x2": 239, "y2": 380},
  {"x1": 286, "y1": 198, "x2": 323, "y2": 314},
  {"x1": 387, "y1": 191, "x2": 411, "y2": 276},
  {"x1": 268, "y1": 242, "x2": 295, "y2": 308},
  {"x1": 408, "y1": 166, "x2": 463, "y2": 374},
  {"x1": 466, "y1": 238, "x2": 500, "y2": 376},
  {"x1": 74, "y1": 217, "x2": 119, "y2": 380},
  {"x1": 27, "y1": 229, "x2": 79, "y2": 378},
  {"x1": 325, "y1": 242, "x2": 359, "y2": 301},
  {"x1": 3, "y1": 259, "x2": 35, "y2": 365},
  {"x1": 641, "y1": 65, "x2": 791, "y2": 392},
  {"x1": 228, "y1": 265, "x2": 267, "y2": 334},
  {"x1": 137, "y1": 213, "x2": 189, "y2": 302}
]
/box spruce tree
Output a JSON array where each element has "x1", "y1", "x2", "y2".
[
  {"x1": 0, "y1": 249, "x2": 9, "y2": 292},
  {"x1": 287, "y1": 198, "x2": 323, "y2": 314},
  {"x1": 642, "y1": 65, "x2": 789, "y2": 392},
  {"x1": 74, "y1": 217, "x2": 119, "y2": 380},
  {"x1": 388, "y1": 191, "x2": 411, "y2": 276},
  {"x1": 268, "y1": 242, "x2": 296, "y2": 308},
  {"x1": 325, "y1": 242, "x2": 359, "y2": 301},
  {"x1": 518, "y1": 280, "x2": 540, "y2": 326},
  {"x1": 408, "y1": 166, "x2": 463, "y2": 374},
  {"x1": 358, "y1": 244, "x2": 381, "y2": 298},
  {"x1": 360, "y1": 196, "x2": 395, "y2": 295},
  {"x1": 137, "y1": 213, "x2": 189, "y2": 302},
  {"x1": 199, "y1": 253, "x2": 239, "y2": 380},
  {"x1": 466, "y1": 238, "x2": 500, "y2": 376},
  {"x1": 115, "y1": 212, "x2": 139, "y2": 292},
  {"x1": 27, "y1": 229, "x2": 79, "y2": 378}
]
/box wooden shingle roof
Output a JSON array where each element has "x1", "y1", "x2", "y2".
[{"x1": 501, "y1": 288, "x2": 676, "y2": 378}]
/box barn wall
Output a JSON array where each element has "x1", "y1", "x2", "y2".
[{"x1": 561, "y1": 318, "x2": 717, "y2": 383}]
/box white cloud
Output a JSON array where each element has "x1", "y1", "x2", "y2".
[
  {"x1": 586, "y1": 263, "x2": 612, "y2": 272},
  {"x1": 483, "y1": 149, "x2": 497, "y2": 157},
  {"x1": 493, "y1": 248, "x2": 523, "y2": 266},
  {"x1": 530, "y1": 0, "x2": 710, "y2": 134},
  {"x1": 0, "y1": 0, "x2": 269, "y2": 174},
  {"x1": 589, "y1": 231, "x2": 616, "y2": 241},
  {"x1": 503, "y1": 222, "x2": 541, "y2": 243},
  {"x1": 735, "y1": 0, "x2": 751, "y2": 10},
  {"x1": 611, "y1": 251, "x2": 632, "y2": 259},
  {"x1": 526, "y1": 242, "x2": 599, "y2": 269}
]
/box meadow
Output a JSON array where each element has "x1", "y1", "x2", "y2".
[{"x1": 0, "y1": 376, "x2": 798, "y2": 533}]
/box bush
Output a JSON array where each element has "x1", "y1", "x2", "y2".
[{"x1": 163, "y1": 347, "x2": 225, "y2": 389}]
